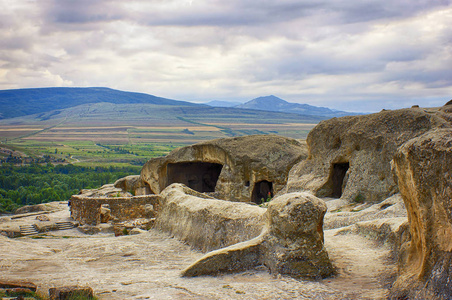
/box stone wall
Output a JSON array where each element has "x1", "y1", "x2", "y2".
[{"x1": 70, "y1": 195, "x2": 161, "y2": 226}]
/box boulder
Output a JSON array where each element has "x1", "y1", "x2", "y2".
[
  {"x1": 261, "y1": 192, "x2": 334, "y2": 278},
  {"x1": 284, "y1": 107, "x2": 451, "y2": 203},
  {"x1": 49, "y1": 286, "x2": 94, "y2": 300},
  {"x1": 391, "y1": 128, "x2": 452, "y2": 299},
  {"x1": 141, "y1": 135, "x2": 307, "y2": 203},
  {"x1": 182, "y1": 192, "x2": 334, "y2": 279},
  {"x1": 157, "y1": 183, "x2": 266, "y2": 252}
]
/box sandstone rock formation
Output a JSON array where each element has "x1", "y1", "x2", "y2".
[
  {"x1": 114, "y1": 175, "x2": 152, "y2": 196},
  {"x1": 324, "y1": 193, "x2": 407, "y2": 230},
  {"x1": 390, "y1": 128, "x2": 452, "y2": 299},
  {"x1": 141, "y1": 135, "x2": 307, "y2": 203},
  {"x1": 78, "y1": 184, "x2": 132, "y2": 198},
  {"x1": 284, "y1": 107, "x2": 451, "y2": 203},
  {"x1": 182, "y1": 192, "x2": 334, "y2": 278},
  {"x1": 14, "y1": 202, "x2": 67, "y2": 214},
  {"x1": 156, "y1": 183, "x2": 266, "y2": 252},
  {"x1": 261, "y1": 192, "x2": 334, "y2": 278}
]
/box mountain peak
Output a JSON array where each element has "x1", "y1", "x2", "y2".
[
  {"x1": 236, "y1": 95, "x2": 357, "y2": 117},
  {"x1": 252, "y1": 95, "x2": 288, "y2": 104}
]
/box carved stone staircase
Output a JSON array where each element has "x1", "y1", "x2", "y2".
[
  {"x1": 56, "y1": 221, "x2": 75, "y2": 231},
  {"x1": 19, "y1": 224, "x2": 39, "y2": 236}
]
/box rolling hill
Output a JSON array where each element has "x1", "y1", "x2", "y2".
[
  {"x1": 0, "y1": 88, "x2": 333, "y2": 126},
  {"x1": 0, "y1": 87, "x2": 201, "y2": 120}
]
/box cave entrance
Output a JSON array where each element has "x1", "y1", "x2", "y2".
[
  {"x1": 166, "y1": 162, "x2": 223, "y2": 193},
  {"x1": 331, "y1": 162, "x2": 349, "y2": 198},
  {"x1": 251, "y1": 180, "x2": 273, "y2": 204}
]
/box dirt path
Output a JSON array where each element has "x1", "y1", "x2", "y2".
[{"x1": 323, "y1": 228, "x2": 397, "y2": 299}]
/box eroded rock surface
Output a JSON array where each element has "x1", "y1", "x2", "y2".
[
  {"x1": 284, "y1": 107, "x2": 451, "y2": 203},
  {"x1": 391, "y1": 128, "x2": 452, "y2": 299},
  {"x1": 78, "y1": 184, "x2": 132, "y2": 198},
  {"x1": 182, "y1": 192, "x2": 334, "y2": 279},
  {"x1": 141, "y1": 135, "x2": 307, "y2": 203},
  {"x1": 262, "y1": 192, "x2": 334, "y2": 278},
  {"x1": 156, "y1": 183, "x2": 266, "y2": 252},
  {"x1": 14, "y1": 202, "x2": 67, "y2": 215},
  {"x1": 324, "y1": 194, "x2": 407, "y2": 230},
  {"x1": 114, "y1": 175, "x2": 152, "y2": 195}
]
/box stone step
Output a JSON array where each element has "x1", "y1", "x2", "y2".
[
  {"x1": 56, "y1": 222, "x2": 75, "y2": 230},
  {"x1": 19, "y1": 225, "x2": 38, "y2": 236}
]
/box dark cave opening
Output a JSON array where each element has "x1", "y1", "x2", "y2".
[
  {"x1": 251, "y1": 180, "x2": 273, "y2": 204},
  {"x1": 331, "y1": 162, "x2": 349, "y2": 198},
  {"x1": 166, "y1": 162, "x2": 223, "y2": 193}
]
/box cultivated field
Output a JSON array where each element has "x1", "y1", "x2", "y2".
[{"x1": 0, "y1": 121, "x2": 315, "y2": 167}]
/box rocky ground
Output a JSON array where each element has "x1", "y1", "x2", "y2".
[{"x1": 0, "y1": 198, "x2": 405, "y2": 300}]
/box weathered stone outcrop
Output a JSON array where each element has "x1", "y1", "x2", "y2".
[
  {"x1": 390, "y1": 128, "x2": 452, "y2": 300},
  {"x1": 78, "y1": 184, "x2": 132, "y2": 198},
  {"x1": 182, "y1": 192, "x2": 334, "y2": 279},
  {"x1": 324, "y1": 194, "x2": 407, "y2": 230},
  {"x1": 261, "y1": 192, "x2": 334, "y2": 278},
  {"x1": 141, "y1": 135, "x2": 307, "y2": 203},
  {"x1": 14, "y1": 202, "x2": 67, "y2": 214},
  {"x1": 156, "y1": 183, "x2": 266, "y2": 252},
  {"x1": 70, "y1": 195, "x2": 161, "y2": 226},
  {"x1": 284, "y1": 107, "x2": 451, "y2": 203},
  {"x1": 114, "y1": 175, "x2": 152, "y2": 196}
]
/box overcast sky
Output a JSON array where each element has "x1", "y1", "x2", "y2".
[{"x1": 1, "y1": 0, "x2": 451, "y2": 112}]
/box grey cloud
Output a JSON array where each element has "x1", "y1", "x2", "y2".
[
  {"x1": 1, "y1": 0, "x2": 451, "y2": 113},
  {"x1": 43, "y1": 0, "x2": 124, "y2": 24},
  {"x1": 135, "y1": 0, "x2": 451, "y2": 28}
]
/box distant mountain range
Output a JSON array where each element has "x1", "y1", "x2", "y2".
[
  {"x1": 0, "y1": 88, "x2": 358, "y2": 126},
  {"x1": 236, "y1": 95, "x2": 356, "y2": 117},
  {"x1": 0, "y1": 87, "x2": 199, "y2": 120}
]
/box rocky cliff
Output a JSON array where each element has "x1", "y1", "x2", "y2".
[
  {"x1": 141, "y1": 135, "x2": 307, "y2": 203},
  {"x1": 391, "y1": 128, "x2": 452, "y2": 299},
  {"x1": 284, "y1": 106, "x2": 451, "y2": 203}
]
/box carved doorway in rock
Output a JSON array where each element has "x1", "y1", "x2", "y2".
[
  {"x1": 251, "y1": 180, "x2": 273, "y2": 204},
  {"x1": 167, "y1": 162, "x2": 223, "y2": 193},
  {"x1": 331, "y1": 162, "x2": 349, "y2": 198}
]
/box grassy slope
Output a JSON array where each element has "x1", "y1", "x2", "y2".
[{"x1": 0, "y1": 87, "x2": 201, "y2": 119}]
